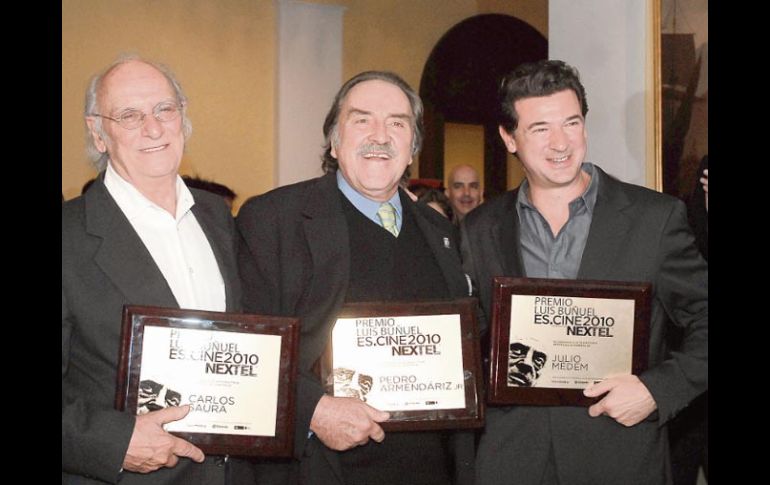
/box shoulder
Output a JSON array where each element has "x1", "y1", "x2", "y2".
[
  {"x1": 238, "y1": 176, "x2": 325, "y2": 218},
  {"x1": 190, "y1": 187, "x2": 230, "y2": 214},
  {"x1": 463, "y1": 189, "x2": 518, "y2": 231},
  {"x1": 190, "y1": 188, "x2": 236, "y2": 234},
  {"x1": 61, "y1": 196, "x2": 87, "y2": 247},
  {"x1": 598, "y1": 170, "x2": 683, "y2": 214},
  {"x1": 62, "y1": 195, "x2": 85, "y2": 225},
  {"x1": 241, "y1": 177, "x2": 323, "y2": 212},
  {"x1": 411, "y1": 197, "x2": 455, "y2": 230}
]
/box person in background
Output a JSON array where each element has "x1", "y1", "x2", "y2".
[
  {"x1": 419, "y1": 188, "x2": 453, "y2": 220},
  {"x1": 461, "y1": 59, "x2": 707, "y2": 485},
  {"x1": 62, "y1": 55, "x2": 257, "y2": 485},
  {"x1": 445, "y1": 164, "x2": 482, "y2": 224}
]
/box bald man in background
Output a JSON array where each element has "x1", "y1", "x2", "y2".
[{"x1": 445, "y1": 164, "x2": 482, "y2": 224}]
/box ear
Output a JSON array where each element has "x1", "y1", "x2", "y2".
[
  {"x1": 85, "y1": 117, "x2": 108, "y2": 153},
  {"x1": 330, "y1": 140, "x2": 337, "y2": 159},
  {"x1": 498, "y1": 125, "x2": 517, "y2": 153}
]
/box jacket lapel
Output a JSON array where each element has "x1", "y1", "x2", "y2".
[
  {"x1": 300, "y1": 173, "x2": 349, "y2": 484},
  {"x1": 302, "y1": 173, "x2": 351, "y2": 304},
  {"x1": 492, "y1": 189, "x2": 525, "y2": 278},
  {"x1": 86, "y1": 178, "x2": 178, "y2": 308},
  {"x1": 406, "y1": 193, "x2": 467, "y2": 298},
  {"x1": 578, "y1": 168, "x2": 632, "y2": 280}
]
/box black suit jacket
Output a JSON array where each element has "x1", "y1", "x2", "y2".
[
  {"x1": 460, "y1": 167, "x2": 708, "y2": 485},
  {"x1": 237, "y1": 172, "x2": 474, "y2": 485},
  {"x1": 62, "y1": 176, "x2": 254, "y2": 485}
]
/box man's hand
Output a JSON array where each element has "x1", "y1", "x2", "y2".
[
  {"x1": 123, "y1": 405, "x2": 205, "y2": 473},
  {"x1": 583, "y1": 375, "x2": 657, "y2": 427},
  {"x1": 700, "y1": 169, "x2": 708, "y2": 212},
  {"x1": 310, "y1": 395, "x2": 390, "y2": 451}
]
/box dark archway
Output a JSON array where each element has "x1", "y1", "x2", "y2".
[{"x1": 419, "y1": 14, "x2": 547, "y2": 198}]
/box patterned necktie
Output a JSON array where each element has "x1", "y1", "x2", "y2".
[{"x1": 377, "y1": 202, "x2": 399, "y2": 237}]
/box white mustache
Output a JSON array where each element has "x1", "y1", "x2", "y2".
[{"x1": 358, "y1": 143, "x2": 395, "y2": 158}]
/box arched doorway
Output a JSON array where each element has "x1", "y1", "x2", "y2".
[{"x1": 419, "y1": 14, "x2": 546, "y2": 199}]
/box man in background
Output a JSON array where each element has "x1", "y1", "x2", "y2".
[{"x1": 445, "y1": 164, "x2": 481, "y2": 224}]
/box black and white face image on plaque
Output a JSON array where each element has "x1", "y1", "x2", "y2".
[{"x1": 507, "y1": 339, "x2": 547, "y2": 387}]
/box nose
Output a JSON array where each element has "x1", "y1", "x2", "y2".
[
  {"x1": 141, "y1": 113, "x2": 164, "y2": 139},
  {"x1": 517, "y1": 363, "x2": 533, "y2": 375},
  {"x1": 549, "y1": 127, "x2": 568, "y2": 152},
  {"x1": 368, "y1": 118, "x2": 389, "y2": 144}
]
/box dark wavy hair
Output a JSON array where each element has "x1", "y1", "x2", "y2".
[
  {"x1": 321, "y1": 71, "x2": 423, "y2": 176},
  {"x1": 498, "y1": 59, "x2": 588, "y2": 134}
]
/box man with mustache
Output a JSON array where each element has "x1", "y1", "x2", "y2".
[{"x1": 237, "y1": 71, "x2": 474, "y2": 485}]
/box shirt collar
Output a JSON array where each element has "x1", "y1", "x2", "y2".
[
  {"x1": 517, "y1": 162, "x2": 599, "y2": 215},
  {"x1": 336, "y1": 170, "x2": 403, "y2": 222},
  {"x1": 103, "y1": 162, "x2": 194, "y2": 222}
]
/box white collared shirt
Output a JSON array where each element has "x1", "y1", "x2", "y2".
[{"x1": 103, "y1": 163, "x2": 226, "y2": 311}]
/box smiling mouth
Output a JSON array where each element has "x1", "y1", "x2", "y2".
[
  {"x1": 550, "y1": 154, "x2": 569, "y2": 163},
  {"x1": 141, "y1": 144, "x2": 168, "y2": 153},
  {"x1": 362, "y1": 152, "x2": 391, "y2": 160}
]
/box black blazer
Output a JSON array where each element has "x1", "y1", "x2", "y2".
[
  {"x1": 237, "y1": 172, "x2": 474, "y2": 485},
  {"x1": 460, "y1": 167, "x2": 708, "y2": 485},
  {"x1": 62, "y1": 176, "x2": 254, "y2": 485}
]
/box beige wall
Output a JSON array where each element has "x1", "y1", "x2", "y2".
[
  {"x1": 62, "y1": 0, "x2": 546, "y2": 210},
  {"x1": 443, "y1": 123, "x2": 528, "y2": 194},
  {"x1": 444, "y1": 123, "x2": 485, "y2": 190}
]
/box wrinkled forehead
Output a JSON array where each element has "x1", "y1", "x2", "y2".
[
  {"x1": 341, "y1": 79, "x2": 413, "y2": 119},
  {"x1": 98, "y1": 60, "x2": 175, "y2": 111},
  {"x1": 510, "y1": 341, "x2": 535, "y2": 353}
]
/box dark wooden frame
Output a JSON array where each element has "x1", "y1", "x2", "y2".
[
  {"x1": 115, "y1": 305, "x2": 299, "y2": 457},
  {"x1": 488, "y1": 277, "x2": 651, "y2": 406},
  {"x1": 318, "y1": 298, "x2": 484, "y2": 431}
]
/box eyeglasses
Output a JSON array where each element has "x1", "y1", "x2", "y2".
[{"x1": 90, "y1": 101, "x2": 184, "y2": 130}]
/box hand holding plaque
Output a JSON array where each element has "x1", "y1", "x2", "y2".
[
  {"x1": 115, "y1": 305, "x2": 299, "y2": 457},
  {"x1": 488, "y1": 278, "x2": 651, "y2": 406},
  {"x1": 317, "y1": 298, "x2": 485, "y2": 432}
]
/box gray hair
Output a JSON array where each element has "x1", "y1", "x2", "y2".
[
  {"x1": 321, "y1": 71, "x2": 423, "y2": 178},
  {"x1": 84, "y1": 54, "x2": 192, "y2": 171}
]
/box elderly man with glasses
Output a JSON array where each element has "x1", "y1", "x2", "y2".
[{"x1": 62, "y1": 56, "x2": 258, "y2": 485}]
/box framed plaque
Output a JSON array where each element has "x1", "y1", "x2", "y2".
[
  {"x1": 115, "y1": 305, "x2": 299, "y2": 457},
  {"x1": 488, "y1": 277, "x2": 651, "y2": 406},
  {"x1": 317, "y1": 298, "x2": 484, "y2": 432}
]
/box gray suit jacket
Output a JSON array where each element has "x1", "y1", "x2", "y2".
[
  {"x1": 460, "y1": 167, "x2": 708, "y2": 485},
  {"x1": 62, "y1": 176, "x2": 254, "y2": 484},
  {"x1": 237, "y1": 172, "x2": 475, "y2": 485}
]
